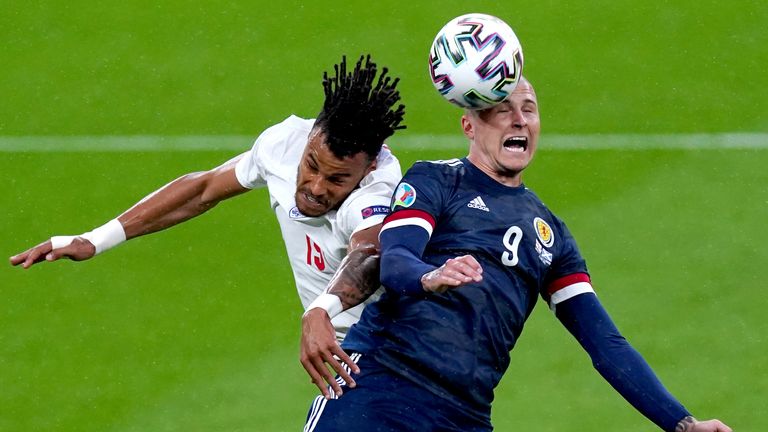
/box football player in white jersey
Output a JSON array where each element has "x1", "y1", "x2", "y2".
[{"x1": 9, "y1": 55, "x2": 405, "y2": 397}]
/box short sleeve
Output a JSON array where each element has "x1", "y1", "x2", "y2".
[
  {"x1": 234, "y1": 138, "x2": 268, "y2": 189},
  {"x1": 234, "y1": 115, "x2": 313, "y2": 190}
]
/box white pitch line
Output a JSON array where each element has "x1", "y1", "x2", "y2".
[
  {"x1": 396, "y1": 133, "x2": 768, "y2": 150},
  {"x1": 0, "y1": 133, "x2": 766, "y2": 152},
  {"x1": 0, "y1": 136, "x2": 251, "y2": 152}
]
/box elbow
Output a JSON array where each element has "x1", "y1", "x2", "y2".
[
  {"x1": 586, "y1": 335, "x2": 633, "y2": 374},
  {"x1": 379, "y1": 253, "x2": 396, "y2": 288},
  {"x1": 379, "y1": 251, "x2": 411, "y2": 289}
]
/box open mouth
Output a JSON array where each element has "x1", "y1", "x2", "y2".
[
  {"x1": 296, "y1": 191, "x2": 329, "y2": 216},
  {"x1": 302, "y1": 192, "x2": 326, "y2": 208},
  {"x1": 503, "y1": 136, "x2": 528, "y2": 153}
]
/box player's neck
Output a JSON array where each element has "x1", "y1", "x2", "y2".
[{"x1": 466, "y1": 155, "x2": 523, "y2": 187}]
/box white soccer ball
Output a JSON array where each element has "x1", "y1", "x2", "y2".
[{"x1": 428, "y1": 13, "x2": 524, "y2": 110}]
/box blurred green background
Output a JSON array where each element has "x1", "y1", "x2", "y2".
[{"x1": 2, "y1": 1, "x2": 766, "y2": 431}]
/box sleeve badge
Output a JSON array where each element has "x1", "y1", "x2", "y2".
[
  {"x1": 392, "y1": 182, "x2": 416, "y2": 210},
  {"x1": 533, "y1": 217, "x2": 555, "y2": 248}
]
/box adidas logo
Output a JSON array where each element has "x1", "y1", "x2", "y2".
[{"x1": 467, "y1": 196, "x2": 489, "y2": 212}]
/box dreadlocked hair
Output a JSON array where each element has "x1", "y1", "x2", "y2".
[{"x1": 314, "y1": 54, "x2": 406, "y2": 161}]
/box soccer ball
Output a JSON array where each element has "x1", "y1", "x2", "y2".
[{"x1": 428, "y1": 13, "x2": 524, "y2": 109}]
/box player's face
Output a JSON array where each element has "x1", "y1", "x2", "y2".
[
  {"x1": 295, "y1": 129, "x2": 376, "y2": 217},
  {"x1": 462, "y1": 79, "x2": 540, "y2": 186}
]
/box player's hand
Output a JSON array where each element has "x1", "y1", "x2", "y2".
[
  {"x1": 676, "y1": 416, "x2": 732, "y2": 432},
  {"x1": 420, "y1": 254, "x2": 483, "y2": 293},
  {"x1": 300, "y1": 308, "x2": 359, "y2": 399},
  {"x1": 9, "y1": 237, "x2": 96, "y2": 269}
]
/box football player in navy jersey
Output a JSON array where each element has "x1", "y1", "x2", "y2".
[{"x1": 301, "y1": 78, "x2": 732, "y2": 432}]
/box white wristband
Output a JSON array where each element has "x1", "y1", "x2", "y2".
[
  {"x1": 305, "y1": 293, "x2": 343, "y2": 319},
  {"x1": 80, "y1": 219, "x2": 126, "y2": 255}
]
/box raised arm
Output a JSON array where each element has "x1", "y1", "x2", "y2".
[
  {"x1": 10, "y1": 157, "x2": 248, "y2": 269},
  {"x1": 556, "y1": 292, "x2": 731, "y2": 432}
]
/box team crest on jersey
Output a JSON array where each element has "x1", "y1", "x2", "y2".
[
  {"x1": 289, "y1": 206, "x2": 305, "y2": 219},
  {"x1": 392, "y1": 182, "x2": 416, "y2": 209},
  {"x1": 533, "y1": 217, "x2": 554, "y2": 248}
]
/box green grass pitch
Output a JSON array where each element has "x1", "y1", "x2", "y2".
[{"x1": 2, "y1": 1, "x2": 767, "y2": 431}]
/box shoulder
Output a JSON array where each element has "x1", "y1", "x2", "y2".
[
  {"x1": 405, "y1": 158, "x2": 464, "y2": 180},
  {"x1": 520, "y1": 187, "x2": 549, "y2": 209},
  {"x1": 519, "y1": 189, "x2": 576, "y2": 246},
  {"x1": 401, "y1": 158, "x2": 465, "y2": 194},
  {"x1": 251, "y1": 115, "x2": 314, "y2": 159},
  {"x1": 278, "y1": 115, "x2": 316, "y2": 133},
  {"x1": 257, "y1": 115, "x2": 314, "y2": 146}
]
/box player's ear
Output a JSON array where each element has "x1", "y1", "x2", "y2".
[
  {"x1": 364, "y1": 158, "x2": 377, "y2": 177},
  {"x1": 461, "y1": 114, "x2": 475, "y2": 140}
]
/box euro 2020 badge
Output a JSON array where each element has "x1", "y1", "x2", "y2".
[{"x1": 392, "y1": 182, "x2": 416, "y2": 209}]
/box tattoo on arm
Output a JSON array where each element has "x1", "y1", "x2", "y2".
[
  {"x1": 327, "y1": 243, "x2": 381, "y2": 310},
  {"x1": 675, "y1": 416, "x2": 696, "y2": 432}
]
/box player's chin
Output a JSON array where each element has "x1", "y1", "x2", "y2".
[{"x1": 499, "y1": 154, "x2": 531, "y2": 171}]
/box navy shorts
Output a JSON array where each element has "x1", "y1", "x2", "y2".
[{"x1": 303, "y1": 353, "x2": 491, "y2": 432}]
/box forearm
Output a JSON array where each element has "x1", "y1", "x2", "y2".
[
  {"x1": 117, "y1": 163, "x2": 246, "y2": 239},
  {"x1": 118, "y1": 172, "x2": 220, "y2": 239},
  {"x1": 557, "y1": 293, "x2": 690, "y2": 431},
  {"x1": 326, "y1": 243, "x2": 381, "y2": 310},
  {"x1": 379, "y1": 224, "x2": 435, "y2": 295},
  {"x1": 306, "y1": 223, "x2": 388, "y2": 317}
]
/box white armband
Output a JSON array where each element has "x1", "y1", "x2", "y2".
[
  {"x1": 51, "y1": 219, "x2": 126, "y2": 255},
  {"x1": 305, "y1": 293, "x2": 343, "y2": 319}
]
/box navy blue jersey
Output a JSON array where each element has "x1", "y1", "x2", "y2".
[{"x1": 342, "y1": 158, "x2": 592, "y2": 416}]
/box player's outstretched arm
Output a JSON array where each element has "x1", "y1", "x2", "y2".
[
  {"x1": 555, "y1": 292, "x2": 732, "y2": 432},
  {"x1": 300, "y1": 224, "x2": 382, "y2": 399},
  {"x1": 10, "y1": 157, "x2": 248, "y2": 269}
]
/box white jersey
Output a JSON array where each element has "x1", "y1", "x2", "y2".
[{"x1": 234, "y1": 115, "x2": 402, "y2": 339}]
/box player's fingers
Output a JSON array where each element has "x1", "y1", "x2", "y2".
[
  {"x1": 9, "y1": 250, "x2": 31, "y2": 266},
  {"x1": 46, "y1": 248, "x2": 64, "y2": 262},
  {"x1": 457, "y1": 254, "x2": 483, "y2": 273},
  {"x1": 446, "y1": 260, "x2": 483, "y2": 282},
  {"x1": 711, "y1": 420, "x2": 732, "y2": 432},
  {"x1": 330, "y1": 345, "x2": 360, "y2": 375},
  {"x1": 445, "y1": 275, "x2": 468, "y2": 285},
  {"x1": 312, "y1": 355, "x2": 344, "y2": 397},
  {"x1": 324, "y1": 352, "x2": 356, "y2": 389},
  {"x1": 453, "y1": 255, "x2": 483, "y2": 278},
  {"x1": 300, "y1": 357, "x2": 331, "y2": 399},
  {"x1": 22, "y1": 244, "x2": 52, "y2": 269},
  {"x1": 440, "y1": 263, "x2": 480, "y2": 284}
]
